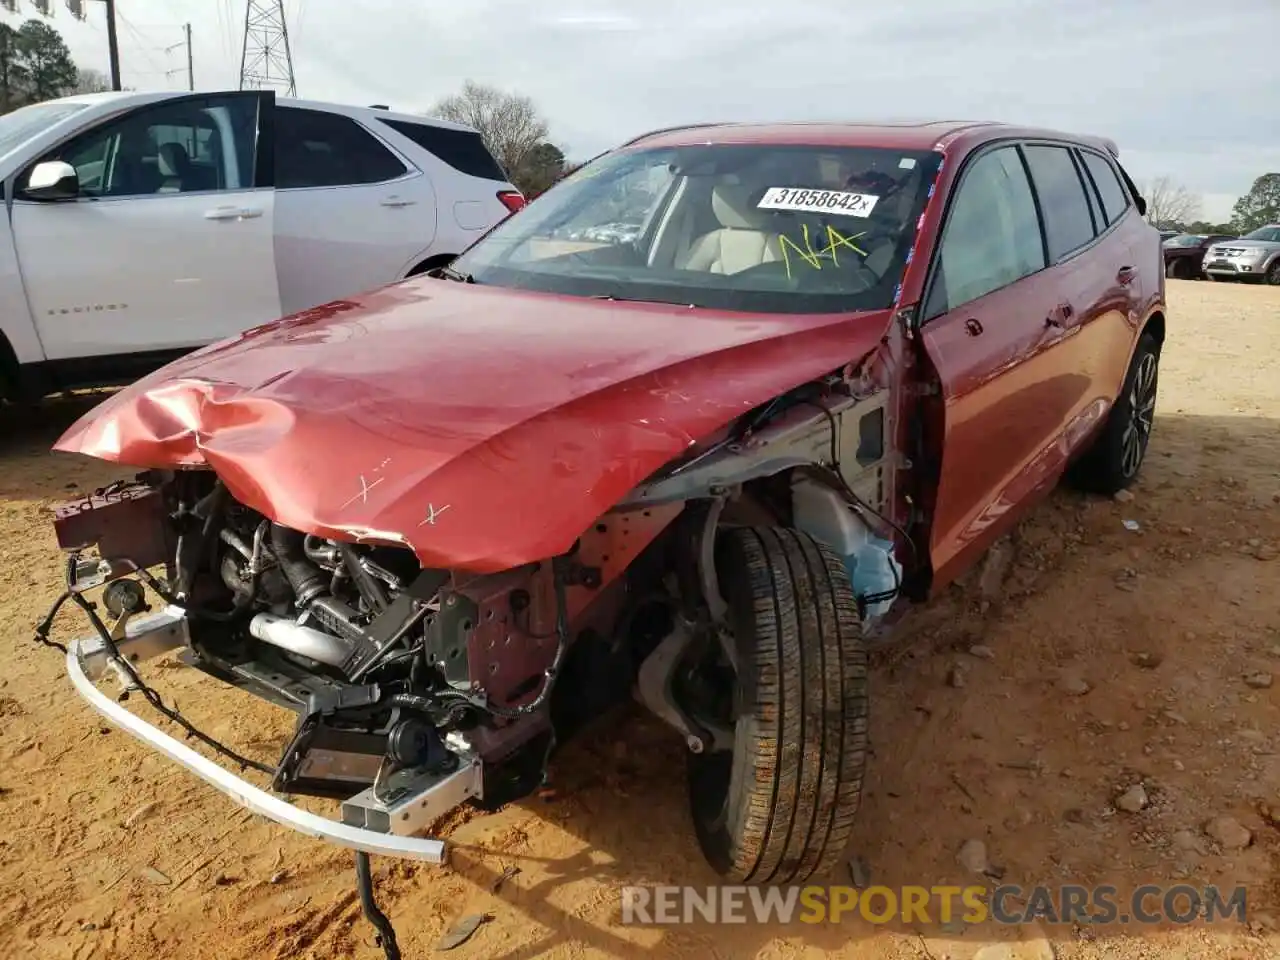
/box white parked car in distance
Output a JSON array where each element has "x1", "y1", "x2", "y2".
[{"x1": 0, "y1": 90, "x2": 523, "y2": 403}]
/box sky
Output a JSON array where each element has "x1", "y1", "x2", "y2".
[{"x1": 5, "y1": 0, "x2": 1278, "y2": 223}]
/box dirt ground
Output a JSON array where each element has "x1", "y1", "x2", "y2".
[{"x1": 1, "y1": 279, "x2": 1278, "y2": 960}]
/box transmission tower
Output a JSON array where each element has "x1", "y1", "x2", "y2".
[{"x1": 239, "y1": 0, "x2": 295, "y2": 96}]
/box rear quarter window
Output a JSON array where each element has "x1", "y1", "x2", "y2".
[
  {"x1": 379, "y1": 119, "x2": 508, "y2": 182},
  {"x1": 1079, "y1": 150, "x2": 1130, "y2": 227}
]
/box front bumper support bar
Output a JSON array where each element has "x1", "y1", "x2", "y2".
[{"x1": 66, "y1": 619, "x2": 479, "y2": 863}]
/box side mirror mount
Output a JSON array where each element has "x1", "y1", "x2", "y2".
[{"x1": 24, "y1": 160, "x2": 80, "y2": 201}]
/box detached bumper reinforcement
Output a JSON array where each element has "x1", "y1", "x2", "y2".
[{"x1": 67, "y1": 630, "x2": 478, "y2": 863}]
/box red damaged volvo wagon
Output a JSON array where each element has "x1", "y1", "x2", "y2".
[{"x1": 41, "y1": 120, "x2": 1163, "y2": 950}]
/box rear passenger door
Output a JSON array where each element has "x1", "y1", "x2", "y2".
[
  {"x1": 271, "y1": 105, "x2": 436, "y2": 315},
  {"x1": 1067, "y1": 146, "x2": 1148, "y2": 403}
]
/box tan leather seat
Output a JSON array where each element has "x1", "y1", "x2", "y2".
[{"x1": 678, "y1": 183, "x2": 781, "y2": 274}]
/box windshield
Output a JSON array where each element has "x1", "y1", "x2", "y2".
[
  {"x1": 449, "y1": 143, "x2": 942, "y2": 313},
  {"x1": 1164, "y1": 234, "x2": 1205, "y2": 247},
  {"x1": 1242, "y1": 226, "x2": 1280, "y2": 242},
  {"x1": 0, "y1": 100, "x2": 91, "y2": 160}
]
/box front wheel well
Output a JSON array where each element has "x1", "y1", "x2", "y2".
[
  {"x1": 1142, "y1": 311, "x2": 1165, "y2": 349},
  {"x1": 405, "y1": 253, "x2": 458, "y2": 278}
]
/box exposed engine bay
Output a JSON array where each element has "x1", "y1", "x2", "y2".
[{"x1": 41, "y1": 376, "x2": 904, "y2": 958}]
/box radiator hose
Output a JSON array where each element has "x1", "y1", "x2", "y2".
[{"x1": 269, "y1": 523, "x2": 327, "y2": 607}]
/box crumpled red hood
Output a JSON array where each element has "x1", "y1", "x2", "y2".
[{"x1": 55, "y1": 280, "x2": 890, "y2": 571}]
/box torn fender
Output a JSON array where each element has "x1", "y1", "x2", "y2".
[{"x1": 55, "y1": 280, "x2": 891, "y2": 571}]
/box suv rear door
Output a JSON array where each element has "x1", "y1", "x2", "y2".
[
  {"x1": 11, "y1": 92, "x2": 278, "y2": 364},
  {"x1": 271, "y1": 105, "x2": 435, "y2": 315}
]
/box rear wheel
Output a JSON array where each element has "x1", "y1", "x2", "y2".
[
  {"x1": 687, "y1": 526, "x2": 868, "y2": 883},
  {"x1": 1166, "y1": 258, "x2": 1189, "y2": 280},
  {"x1": 1068, "y1": 331, "x2": 1160, "y2": 494}
]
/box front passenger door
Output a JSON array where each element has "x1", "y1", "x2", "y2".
[
  {"x1": 11, "y1": 92, "x2": 280, "y2": 362},
  {"x1": 919, "y1": 144, "x2": 1079, "y2": 593}
]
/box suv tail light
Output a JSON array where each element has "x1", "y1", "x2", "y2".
[{"x1": 497, "y1": 190, "x2": 526, "y2": 214}]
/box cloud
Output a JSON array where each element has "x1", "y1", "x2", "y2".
[
  {"x1": 546, "y1": 13, "x2": 641, "y2": 32},
  {"x1": 8, "y1": 0, "x2": 1278, "y2": 208}
]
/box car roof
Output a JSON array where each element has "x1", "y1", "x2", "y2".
[
  {"x1": 625, "y1": 120, "x2": 1120, "y2": 159},
  {"x1": 278, "y1": 97, "x2": 479, "y2": 135},
  {"x1": 45, "y1": 91, "x2": 483, "y2": 137}
]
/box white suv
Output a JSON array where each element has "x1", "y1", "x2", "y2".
[{"x1": 0, "y1": 90, "x2": 523, "y2": 402}]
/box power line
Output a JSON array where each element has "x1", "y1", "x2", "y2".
[{"x1": 114, "y1": 10, "x2": 168, "y2": 78}]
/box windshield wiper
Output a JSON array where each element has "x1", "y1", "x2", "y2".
[
  {"x1": 434, "y1": 265, "x2": 476, "y2": 283},
  {"x1": 589, "y1": 293, "x2": 696, "y2": 307}
]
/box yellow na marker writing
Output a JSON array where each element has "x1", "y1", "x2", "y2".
[{"x1": 778, "y1": 223, "x2": 869, "y2": 278}]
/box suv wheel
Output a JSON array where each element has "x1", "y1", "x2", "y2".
[
  {"x1": 1165, "y1": 259, "x2": 1189, "y2": 280},
  {"x1": 1068, "y1": 332, "x2": 1160, "y2": 494},
  {"x1": 688, "y1": 526, "x2": 868, "y2": 883},
  {"x1": 1266, "y1": 260, "x2": 1280, "y2": 286}
]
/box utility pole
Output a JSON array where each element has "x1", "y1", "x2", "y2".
[
  {"x1": 69, "y1": 0, "x2": 122, "y2": 89},
  {"x1": 103, "y1": 0, "x2": 121, "y2": 90},
  {"x1": 166, "y1": 23, "x2": 193, "y2": 91},
  {"x1": 239, "y1": 0, "x2": 295, "y2": 97}
]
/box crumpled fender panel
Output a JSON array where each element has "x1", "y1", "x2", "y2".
[{"x1": 54, "y1": 281, "x2": 890, "y2": 571}]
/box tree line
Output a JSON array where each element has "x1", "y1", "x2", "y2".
[
  {"x1": 1143, "y1": 173, "x2": 1280, "y2": 236},
  {"x1": 0, "y1": 18, "x2": 97, "y2": 114}
]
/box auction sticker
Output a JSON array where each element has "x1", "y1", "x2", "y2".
[{"x1": 758, "y1": 187, "x2": 879, "y2": 217}]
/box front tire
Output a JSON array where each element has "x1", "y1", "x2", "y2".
[
  {"x1": 1266, "y1": 261, "x2": 1280, "y2": 286},
  {"x1": 1068, "y1": 332, "x2": 1160, "y2": 494},
  {"x1": 688, "y1": 526, "x2": 868, "y2": 884}
]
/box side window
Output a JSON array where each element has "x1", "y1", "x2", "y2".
[
  {"x1": 1022, "y1": 145, "x2": 1096, "y2": 261},
  {"x1": 378, "y1": 119, "x2": 507, "y2": 182},
  {"x1": 46, "y1": 95, "x2": 259, "y2": 198},
  {"x1": 925, "y1": 146, "x2": 1045, "y2": 317},
  {"x1": 1079, "y1": 150, "x2": 1130, "y2": 227},
  {"x1": 275, "y1": 107, "x2": 406, "y2": 189}
]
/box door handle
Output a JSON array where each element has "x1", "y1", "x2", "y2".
[
  {"x1": 380, "y1": 196, "x2": 416, "y2": 208},
  {"x1": 204, "y1": 206, "x2": 263, "y2": 221},
  {"x1": 1117, "y1": 265, "x2": 1136, "y2": 285}
]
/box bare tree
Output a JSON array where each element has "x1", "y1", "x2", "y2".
[
  {"x1": 74, "y1": 65, "x2": 111, "y2": 94},
  {"x1": 429, "y1": 80, "x2": 549, "y2": 181},
  {"x1": 1142, "y1": 176, "x2": 1201, "y2": 229}
]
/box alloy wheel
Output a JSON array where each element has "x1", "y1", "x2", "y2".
[{"x1": 1120, "y1": 352, "x2": 1157, "y2": 478}]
